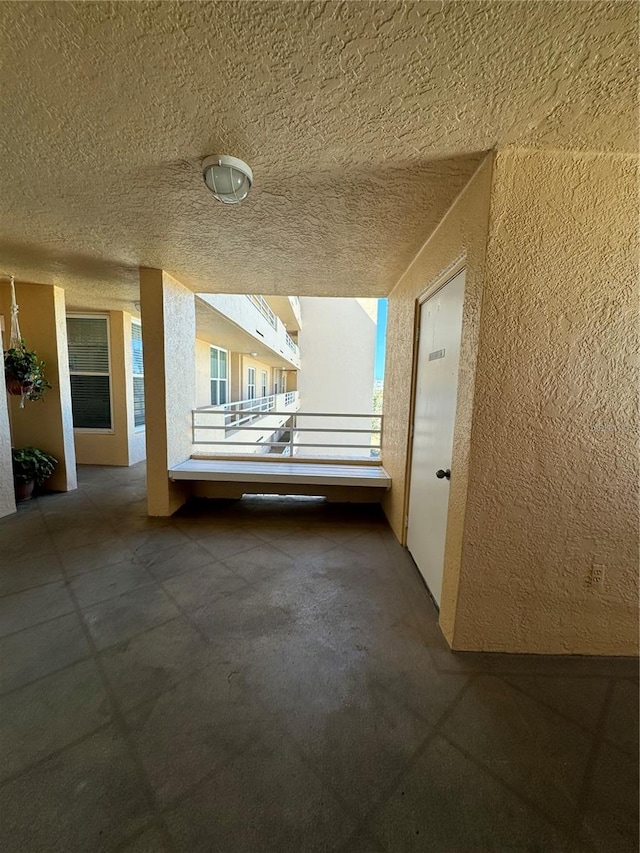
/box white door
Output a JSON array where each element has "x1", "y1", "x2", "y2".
[{"x1": 407, "y1": 270, "x2": 466, "y2": 606}]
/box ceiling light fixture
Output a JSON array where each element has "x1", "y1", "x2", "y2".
[{"x1": 202, "y1": 155, "x2": 253, "y2": 205}]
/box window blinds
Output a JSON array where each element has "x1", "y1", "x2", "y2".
[
  {"x1": 131, "y1": 322, "x2": 145, "y2": 427},
  {"x1": 67, "y1": 317, "x2": 110, "y2": 373},
  {"x1": 66, "y1": 316, "x2": 111, "y2": 430},
  {"x1": 131, "y1": 322, "x2": 144, "y2": 374}
]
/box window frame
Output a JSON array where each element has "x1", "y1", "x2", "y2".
[
  {"x1": 210, "y1": 345, "x2": 229, "y2": 406},
  {"x1": 247, "y1": 366, "x2": 256, "y2": 400},
  {"x1": 131, "y1": 318, "x2": 145, "y2": 431},
  {"x1": 261, "y1": 370, "x2": 267, "y2": 399},
  {"x1": 66, "y1": 313, "x2": 114, "y2": 434}
]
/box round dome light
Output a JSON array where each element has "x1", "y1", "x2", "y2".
[{"x1": 202, "y1": 155, "x2": 253, "y2": 205}]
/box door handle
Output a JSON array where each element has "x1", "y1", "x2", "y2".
[{"x1": 436, "y1": 469, "x2": 451, "y2": 480}]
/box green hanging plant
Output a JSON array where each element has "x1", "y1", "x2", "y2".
[{"x1": 4, "y1": 339, "x2": 52, "y2": 403}]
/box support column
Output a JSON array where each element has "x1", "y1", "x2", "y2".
[
  {"x1": 140, "y1": 269, "x2": 195, "y2": 516},
  {"x1": 0, "y1": 283, "x2": 77, "y2": 492}
]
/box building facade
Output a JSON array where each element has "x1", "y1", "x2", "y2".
[{"x1": 0, "y1": 290, "x2": 379, "y2": 473}]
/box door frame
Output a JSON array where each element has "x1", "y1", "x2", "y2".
[{"x1": 402, "y1": 257, "x2": 467, "y2": 547}]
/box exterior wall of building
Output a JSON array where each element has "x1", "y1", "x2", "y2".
[
  {"x1": 296, "y1": 297, "x2": 376, "y2": 457},
  {"x1": 194, "y1": 341, "x2": 276, "y2": 409},
  {"x1": 195, "y1": 338, "x2": 212, "y2": 409},
  {"x1": 0, "y1": 283, "x2": 77, "y2": 492},
  {"x1": 239, "y1": 355, "x2": 273, "y2": 401},
  {"x1": 140, "y1": 269, "x2": 195, "y2": 516},
  {"x1": 0, "y1": 322, "x2": 17, "y2": 517},
  {"x1": 198, "y1": 294, "x2": 301, "y2": 370},
  {"x1": 71, "y1": 311, "x2": 146, "y2": 466},
  {"x1": 383, "y1": 149, "x2": 638, "y2": 656},
  {"x1": 454, "y1": 148, "x2": 638, "y2": 656},
  {"x1": 383, "y1": 156, "x2": 493, "y2": 643},
  {"x1": 73, "y1": 311, "x2": 129, "y2": 466}
]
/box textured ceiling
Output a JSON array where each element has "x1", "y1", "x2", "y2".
[{"x1": 0, "y1": 1, "x2": 636, "y2": 302}]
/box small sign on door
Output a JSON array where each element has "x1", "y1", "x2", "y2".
[{"x1": 428, "y1": 348, "x2": 445, "y2": 361}]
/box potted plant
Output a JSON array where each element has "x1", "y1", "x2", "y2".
[
  {"x1": 4, "y1": 340, "x2": 52, "y2": 404},
  {"x1": 11, "y1": 447, "x2": 58, "y2": 501}
]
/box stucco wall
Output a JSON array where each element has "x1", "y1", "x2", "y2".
[
  {"x1": 72, "y1": 311, "x2": 146, "y2": 466},
  {"x1": 384, "y1": 149, "x2": 638, "y2": 655},
  {"x1": 0, "y1": 323, "x2": 16, "y2": 517},
  {"x1": 195, "y1": 338, "x2": 212, "y2": 409},
  {"x1": 195, "y1": 340, "x2": 276, "y2": 410},
  {"x1": 198, "y1": 294, "x2": 300, "y2": 370},
  {"x1": 140, "y1": 269, "x2": 195, "y2": 516},
  {"x1": 454, "y1": 148, "x2": 639, "y2": 655},
  {"x1": 239, "y1": 355, "x2": 273, "y2": 401},
  {"x1": 73, "y1": 311, "x2": 129, "y2": 466},
  {"x1": 382, "y1": 156, "x2": 493, "y2": 640},
  {"x1": 297, "y1": 297, "x2": 377, "y2": 457},
  {"x1": 0, "y1": 283, "x2": 77, "y2": 492}
]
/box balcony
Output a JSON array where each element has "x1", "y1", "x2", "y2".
[
  {"x1": 263, "y1": 295, "x2": 302, "y2": 332},
  {"x1": 192, "y1": 393, "x2": 382, "y2": 461},
  {"x1": 179, "y1": 394, "x2": 390, "y2": 495},
  {"x1": 197, "y1": 294, "x2": 301, "y2": 369},
  {"x1": 193, "y1": 391, "x2": 301, "y2": 455}
]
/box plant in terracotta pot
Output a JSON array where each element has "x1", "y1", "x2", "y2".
[
  {"x1": 4, "y1": 340, "x2": 52, "y2": 405},
  {"x1": 11, "y1": 447, "x2": 58, "y2": 501}
]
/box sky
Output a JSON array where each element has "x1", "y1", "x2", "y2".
[{"x1": 375, "y1": 298, "x2": 388, "y2": 382}]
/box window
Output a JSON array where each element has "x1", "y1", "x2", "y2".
[
  {"x1": 247, "y1": 367, "x2": 256, "y2": 400},
  {"x1": 210, "y1": 346, "x2": 228, "y2": 405},
  {"x1": 131, "y1": 320, "x2": 145, "y2": 428},
  {"x1": 66, "y1": 315, "x2": 112, "y2": 430},
  {"x1": 261, "y1": 370, "x2": 267, "y2": 398}
]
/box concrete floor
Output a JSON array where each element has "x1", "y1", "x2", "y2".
[{"x1": 0, "y1": 463, "x2": 637, "y2": 853}]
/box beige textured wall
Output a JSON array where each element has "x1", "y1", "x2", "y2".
[
  {"x1": 195, "y1": 342, "x2": 276, "y2": 409},
  {"x1": 0, "y1": 323, "x2": 16, "y2": 517},
  {"x1": 382, "y1": 156, "x2": 493, "y2": 640},
  {"x1": 73, "y1": 311, "x2": 129, "y2": 466},
  {"x1": 297, "y1": 297, "x2": 377, "y2": 457},
  {"x1": 195, "y1": 339, "x2": 212, "y2": 409},
  {"x1": 240, "y1": 356, "x2": 273, "y2": 400},
  {"x1": 384, "y1": 149, "x2": 638, "y2": 656},
  {"x1": 0, "y1": 283, "x2": 77, "y2": 492},
  {"x1": 140, "y1": 269, "x2": 195, "y2": 516},
  {"x1": 453, "y1": 148, "x2": 639, "y2": 655},
  {"x1": 72, "y1": 311, "x2": 146, "y2": 466}
]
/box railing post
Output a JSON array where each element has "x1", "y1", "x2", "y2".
[{"x1": 290, "y1": 413, "x2": 295, "y2": 456}]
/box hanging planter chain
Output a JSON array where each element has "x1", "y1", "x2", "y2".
[
  {"x1": 9, "y1": 275, "x2": 21, "y2": 350},
  {"x1": 7, "y1": 276, "x2": 28, "y2": 406}
]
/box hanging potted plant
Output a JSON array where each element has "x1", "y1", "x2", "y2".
[
  {"x1": 3, "y1": 276, "x2": 52, "y2": 407},
  {"x1": 4, "y1": 340, "x2": 52, "y2": 404},
  {"x1": 11, "y1": 447, "x2": 58, "y2": 501}
]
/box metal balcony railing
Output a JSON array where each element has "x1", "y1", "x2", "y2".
[
  {"x1": 193, "y1": 392, "x2": 299, "y2": 434},
  {"x1": 192, "y1": 398, "x2": 382, "y2": 460},
  {"x1": 218, "y1": 394, "x2": 276, "y2": 429},
  {"x1": 246, "y1": 295, "x2": 277, "y2": 328},
  {"x1": 284, "y1": 333, "x2": 298, "y2": 354}
]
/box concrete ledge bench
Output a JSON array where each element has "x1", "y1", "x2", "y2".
[{"x1": 169, "y1": 459, "x2": 391, "y2": 491}]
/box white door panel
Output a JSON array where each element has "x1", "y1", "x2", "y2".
[{"x1": 407, "y1": 270, "x2": 465, "y2": 606}]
